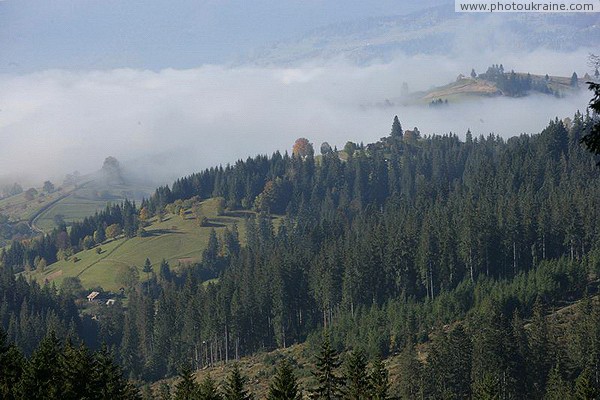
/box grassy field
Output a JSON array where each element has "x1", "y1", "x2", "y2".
[
  {"x1": 33, "y1": 182, "x2": 155, "y2": 232},
  {"x1": 28, "y1": 198, "x2": 256, "y2": 292},
  {"x1": 421, "y1": 78, "x2": 501, "y2": 103},
  {"x1": 412, "y1": 73, "x2": 581, "y2": 105},
  {"x1": 0, "y1": 187, "x2": 73, "y2": 224},
  {"x1": 0, "y1": 178, "x2": 155, "y2": 234}
]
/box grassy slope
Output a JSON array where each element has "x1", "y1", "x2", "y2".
[
  {"x1": 28, "y1": 198, "x2": 254, "y2": 292},
  {"x1": 0, "y1": 187, "x2": 74, "y2": 224},
  {"x1": 413, "y1": 73, "x2": 580, "y2": 105},
  {"x1": 34, "y1": 182, "x2": 155, "y2": 232},
  {"x1": 0, "y1": 178, "x2": 154, "y2": 234},
  {"x1": 420, "y1": 78, "x2": 500, "y2": 102}
]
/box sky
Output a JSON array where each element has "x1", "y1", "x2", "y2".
[
  {"x1": 0, "y1": 0, "x2": 444, "y2": 72},
  {"x1": 0, "y1": 0, "x2": 597, "y2": 186}
]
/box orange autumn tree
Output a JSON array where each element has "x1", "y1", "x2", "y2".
[{"x1": 292, "y1": 138, "x2": 314, "y2": 158}]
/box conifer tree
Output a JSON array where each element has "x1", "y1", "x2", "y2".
[
  {"x1": 267, "y1": 359, "x2": 302, "y2": 400},
  {"x1": 20, "y1": 331, "x2": 65, "y2": 400},
  {"x1": 143, "y1": 258, "x2": 153, "y2": 281},
  {"x1": 391, "y1": 116, "x2": 403, "y2": 138},
  {"x1": 222, "y1": 363, "x2": 252, "y2": 400},
  {"x1": 92, "y1": 345, "x2": 136, "y2": 399},
  {"x1": 529, "y1": 297, "x2": 550, "y2": 398},
  {"x1": 470, "y1": 305, "x2": 515, "y2": 398},
  {"x1": 571, "y1": 72, "x2": 579, "y2": 87},
  {"x1": 199, "y1": 375, "x2": 222, "y2": 400},
  {"x1": 310, "y1": 333, "x2": 344, "y2": 399},
  {"x1": 344, "y1": 349, "x2": 369, "y2": 400},
  {"x1": 62, "y1": 340, "x2": 93, "y2": 400},
  {"x1": 121, "y1": 312, "x2": 141, "y2": 378},
  {"x1": 574, "y1": 367, "x2": 599, "y2": 399},
  {"x1": 368, "y1": 358, "x2": 390, "y2": 400},
  {"x1": 433, "y1": 325, "x2": 472, "y2": 399},
  {"x1": 157, "y1": 383, "x2": 172, "y2": 400},
  {"x1": 0, "y1": 328, "x2": 24, "y2": 400},
  {"x1": 174, "y1": 364, "x2": 199, "y2": 400},
  {"x1": 509, "y1": 310, "x2": 529, "y2": 396},
  {"x1": 545, "y1": 361, "x2": 571, "y2": 400},
  {"x1": 580, "y1": 81, "x2": 600, "y2": 158},
  {"x1": 472, "y1": 372, "x2": 500, "y2": 400},
  {"x1": 397, "y1": 341, "x2": 423, "y2": 400}
]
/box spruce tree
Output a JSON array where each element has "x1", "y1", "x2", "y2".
[
  {"x1": 157, "y1": 383, "x2": 172, "y2": 400},
  {"x1": 427, "y1": 325, "x2": 471, "y2": 398},
  {"x1": 62, "y1": 340, "x2": 93, "y2": 400},
  {"x1": 92, "y1": 344, "x2": 135, "y2": 399},
  {"x1": 310, "y1": 333, "x2": 344, "y2": 399},
  {"x1": 528, "y1": 297, "x2": 550, "y2": 398},
  {"x1": 20, "y1": 331, "x2": 65, "y2": 400},
  {"x1": 580, "y1": 81, "x2": 600, "y2": 158},
  {"x1": 120, "y1": 312, "x2": 141, "y2": 378},
  {"x1": 472, "y1": 372, "x2": 500, "y2": 400},
  {"x1": 368, "y1": 358, "x2": 390, "y2": 400},
  {"x1": 545, "y1": 361, "x2": 571, "y2": 400},
  {"x1": 222, "y1": 363, "x2": 252, "y2": 400},
  {"x1": 199, "y1": 375, "x2": 222, "y2": 400},
  {"x1": 174, "y1": 364, "x2": 199, "y2": 400},
  {"x1": 397, "y1": 341, "x2": 423, "y2": 399},
  {"x1": 267, "y1": 359, "x2": 302, "y2": 400},
  {"x1": 143, "y1": 258, "x2": 153, "y2": 286},
  {"x1": 574, "y1": 367, "x2": 599, "y2": 399},
  {"x1": 0, "y1": 328, "x2": 24, "y2": 400},
  {"x1": 391, "y1": 116, "x2": 403, "y2": 138},
  {"x1": 344, "y1": 350, "x2": 369, "y2": 400},
  {"x1": 571, "y1": 72, "x2": 579, "y2": 87}
]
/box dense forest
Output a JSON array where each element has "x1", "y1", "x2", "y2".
[{"x1": 2, "y1": 99, "x2": 600, "y2": 397}]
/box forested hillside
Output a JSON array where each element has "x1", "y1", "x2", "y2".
[{"x1": 2, "y1": 108, "x2": 600, "y2": 397}]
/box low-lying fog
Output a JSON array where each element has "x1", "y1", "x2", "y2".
[{"x1": 0, "y1": 48, "x2": 594, "y2": 186}]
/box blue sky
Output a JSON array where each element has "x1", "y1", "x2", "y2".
[{"x1": 0, "y1": 0, "x2": 444, "y2": 73}]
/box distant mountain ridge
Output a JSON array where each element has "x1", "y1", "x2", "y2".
[{"x1": 246, "y1": 4, "x2": 600, "y2": 65}]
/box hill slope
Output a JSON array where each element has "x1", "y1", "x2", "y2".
[
  {"x1": 410, "y1": 72, "x2": 582, "y2": 104},
  {"x1": 27, "y1": 198, "x2": 255, "y2": 291}
]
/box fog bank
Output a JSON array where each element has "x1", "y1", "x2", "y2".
[{"x1": 0, "y1": 49, "x2": 593, "y2": 185}]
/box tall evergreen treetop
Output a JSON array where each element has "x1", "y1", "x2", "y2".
[
  {"x1": 310, "y1": 333, "x2": 344, "y2": 400},
  {"x1": 580, "y1": 81, "x2": 600, "y2": 160},
  {"x1": 174, "y1": 364, "x2": 200, "y2": 400},
  {"x1": 222, "y1": 364, "x2": 252, "y2": 400},
  {"x1": 344, "y1": 349, "x2": 370, "y2": 400},
  {"x1": 268, "y1": 359, "x2": 302, "y2": 400},
  {"x1": 368, "y1": 358, "x2": 390, "y2": 400},
  {"x1": 199, "y1": 375, "x2": 222, "y2": 400},
  {"x1": 391, "y1": 116, "x2": 403, "y2": 138},
  {"x1": 0, "y1": 328, "x2": 24, "y2": 400},
  {"x1": 20, "y1": 331, "x2": 65, "y2": 400}
]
